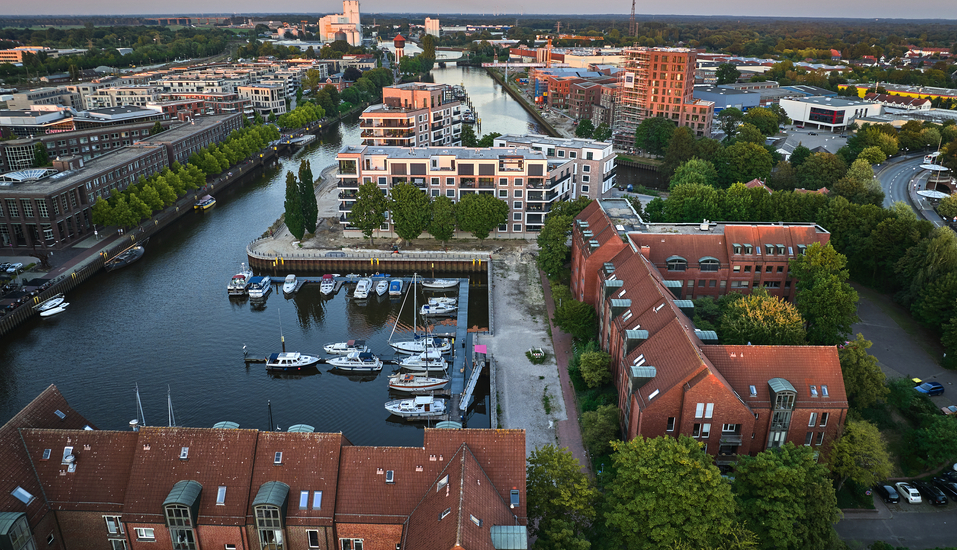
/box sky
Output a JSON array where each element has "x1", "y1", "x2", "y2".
[{"x1": 4, "y1": 0, "x2": 957, "y2": 19}]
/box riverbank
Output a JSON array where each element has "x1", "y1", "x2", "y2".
[{"x1": 485, "y1": 68, "x2": 564, "y2": 138}]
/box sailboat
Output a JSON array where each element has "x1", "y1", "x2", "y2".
[
  {"x1": 265, "y1": 309, "x2": 320, "y2": 371},
  {"x1": 388, "y1": 274, "x2": 452, "y2": 355}
]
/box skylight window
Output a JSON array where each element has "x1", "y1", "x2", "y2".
[
  {"x1": 822, "y1": 385, "x2": 829, "y2": 397},
  {"x1": 12, "y1": 486, "x2": 35, "y2": 505},
  {"x1": 810, "y1": 385, "x2": 819, "y2": 397},
  {"x1": 440, "y1": 507, "x2": 451, "y2": 520},
  {"x1": 42, "y1": 449, "x2": 51, "y2": 460},
  {"x1": 54, "y1": 410, "x2": 66, "y2": 420},
  {"x1": 217, "y1": 486, "x2": 227, "y2": 505},
  {"x1": 312, "y1": 491, "x2": 322, "y2": 510},
  {"x1": 437, "y1": 475, "x2": 449, "y2": 491},
  {"x1": 386, "y1": 470, "x2": 395, "y2": 483},
  {"x1": 300, "y1": 491, "x2": 309, "y2": 509},
  {"x1": 180, "y1": 447, "x2": 189, "y2": 459},
  {"x1": 470, "y1": 515, "x2": 482, "y2": 527},
  {"x1": 749, "y1": 385, "x2": 757, "y2": 397},
  {"x1": 274, "y1": 452, "x2": 282, "y2": 464}
]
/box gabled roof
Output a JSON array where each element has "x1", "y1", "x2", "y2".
[
  {"x1": 0, "y1": 385, "x2": 93, "y2": 525},
  {"x1": 122, "y1": 427, "x2": 259, "y2": 525},
  {"x1": 20, "y1": 429, "x2": 138, "y2": 513},
  {"x1": 248, "y1": 431, "x2": 347, "y2": 526},
  {"x1": 402, "y1": 444, "x2": 518, "y2": 550},
  {"x1": 701, "y1": 345, "x2": 848, "y2": 409},
  {"x1": 629, "y1": 232, "x2": 729, "y2": 268}
]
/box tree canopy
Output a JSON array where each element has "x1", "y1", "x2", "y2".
[
  {"x1": 389, "y1": 182, "x2": 432, "y2": 242},
  {"x1": 526, "y1": 444, "x2": 598, "y2": 547},
  {"x1": 719, "y1": 289, "x2": 807, "y2": 345},
  {"x1": 350, "y1": 180, "x2": 388, "y2": 245},
  {"x1": 455, "y1": 193, "x2": 508, "y2": 240}
]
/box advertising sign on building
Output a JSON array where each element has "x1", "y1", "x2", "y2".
[{"x1": 623, "y1": 72, "x2": 635, "y2": 88}]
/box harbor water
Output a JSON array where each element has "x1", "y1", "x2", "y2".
[{"x1": 0, "y1": 67, "x2": 546, "y2": 445}]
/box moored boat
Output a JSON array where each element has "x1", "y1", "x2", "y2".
[
  {"x1": 399, "y1": 350, "x2": 448, "y2": 372},
  {"x1": 327, "y1": 351, "x2": 383, "y2": 372},
  {"x1": 247, "y1": 276, "x2": 272, "y2": 298},
  {"x1": 227, "y1": 263, "x2": 254, "y2": 295},
  {"x1": 194, "y1": 195, "x2": 216, "y2": 210},
  {"x1": 390, "y1": 336, "x2": 451, "y2": 355},
  {"x1": 320, "y1": 274, "x2": 335, "y2": 295},
  {"x1": 375, "y1": 280, "x2": 389, "y2": 296},
  {"x1": 35, "y1": 294, "x2": 65, "y2": 312},
  {"x1": 388, "y1": 373, "x2": 450, "y2": 393},
  {"x1": 389, "y1": 279, "x2": 403, "y2": 296},
  {"x1": 353, "y1": 278, "x2": 372, "y2": 299},
  {"x1": 420, "y1": 302, "x2": 457, "y2": 317},
  {"x1": 282, "y1": 274, "x2": 297, "y2": 294},
  {"x1": 422, "y1": 279, "x2": 458, "y2": 290},
  {"x1": 323, "y1": 339, "x2": 368, "y2": 355},
  {"x1": 105, "y1": 243, "x2": 146, "y2": 271},
  {"x1": 384, "y1": 395, "x2": 447, "y2": 419},
  {"x1": 265, "y1": 352, "x2": 321, "y2": 372},
  {"x1": 428, "y1": 297, "x2": 457, "y2": 306},
  {"x1": 39, "y1": 302, "x2": 69, "y2": 317}
]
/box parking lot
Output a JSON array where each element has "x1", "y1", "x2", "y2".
[{"x1": 838, "y1": 495, "x2": 957, "y2": 549}]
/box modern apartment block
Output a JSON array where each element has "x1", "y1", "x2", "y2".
[
  {"x1": 492, "y1": 134, "x2": 616, "y2": 199},
  {"x1": 86, "y1": 86, "x2": 161, "y2": 109},
  {"x1": 0, "y1": 386, "x2": 527, "y2": 550},
  {"x1": 237, "y1": 84, "x2": 287, "y2": 117},
  {"x1": 6, "y1": 88, "x2": 82, "y2": 111},
  {"x1": 569, "y1": 199, "x2": 848, "y2": 463},
  {"x1": 358, "y1": 83, "x2": 461, "y2": 148},
  {"x1": 134, "y1": 113, "x2": 244, "y2": 166},
  {"x1": 318, "y1": 0, "x2": 362, "y2": 46},
  {"x1": 335, "y1": 144, "x2": 575, "y2": 237},
  {"x1": 614, "y1": 47, "x2": 715, "y2": 149}
]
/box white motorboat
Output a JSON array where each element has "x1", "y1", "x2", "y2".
[
  {"x1": 282, "y1": 274, "x2": 297, "y2": 294},
  {"x1": 353, "y1": 278, "x2": 372, "y2": 299},
  {"x1": 389, "y1": 279, "x2": 403, "y2": 296},
  {"x1": 320, "y1": 274, "x2": 335, "y2": 295},
  {"x1": 375, "y1": 280, "x2": 389, "y2": 296},
  {"x1": 422, "y1": 279, "x2": 458, "y2": 290},
  {"x1": 39, "y1": 303, "x2": 69, "y2": 317},
  {"x1": 266, "y1": 352, "x2": 321, "y2": 372},
  {"x1": 323, "y1": 339, "x2": 368, "y2": 355},
  {"x1": 428, "y1": 297, "x2": 457, "y2": 306},
  {"x1": 420, "y1": 303, "x2": 457, "y2": 317},
  {"x1": 399, "y1": 350, "x2": 448, "y2": 372},
  {"x1": 35, "y1": 294, "x2": 65, "y2": 312},
  {"x1": 228, "y1": 263, "x2": 254, "y2": 295},
  {"x1": 384, "y1": 395, "x2": 447, "y2": 419},
  {"x1": 389, "y1": 373, "x2": 450, "y2": 393},
  {"x1": 327, "y1": 351, "x2": 383, "y2": 372},
  {"x1": 390, "y1": 336, "x2": 452, "y2": 355},
  {"x1": 247, "y1": 276, "x2": 272, "y2": 298}
]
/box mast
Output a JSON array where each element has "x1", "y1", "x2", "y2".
[
  {"x1": 135, "y1": 383, "x2": 146, "y2": 428},
  {"x1": 279, "y1": 309, "x2": 285, "y2": 353},
  {"x1": 167, "y1": 385, "x2": 176, "y2": 427}
]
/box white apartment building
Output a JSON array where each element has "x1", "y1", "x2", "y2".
[
  {"x1": 87, "y1": 86, "x2": 161, "y2": 109},
  {"x1": 359, "y1": 83, "x2": 461, "y2": 148},
  {"x1": 492, "y1": 134, "x2": 617, "y2": 199},
  {"x1": 335, "y1": 145, "x2": 575, "y2": 237},
  {"x1": 237, "y1": 84, "x2": 287, "y2": 117}
]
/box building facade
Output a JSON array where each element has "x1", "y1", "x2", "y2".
[
  {"x1": 569, "y1": 199, "x2": 848, "y2": 464},
  {"x1": 358, "y1": 83, "x2": 461, "y2": 148},
  {"x1": 0, "y1": 387, "x2": 527, "y2": 550},
  {"x1": 318, "y1": 0, "x2": 362, "y2": 46},
  {"x1": 335, "y1": 145, "x2": 574, "y2": 237},
  {"x1": 86, "y1": 87, "x2": 161, "y2": 109},
  {"x1": 492, "y1": 134, "x2": 616, "y2": 199},
  {"x1": 779, "y1": 96, "x2": 882, "y2": 132},
  {"x1": 237, "y1": 85, "x2": 286, "y2": 118},
  {"x1": 424, "y1": 18, "x2": 440, "y2": 37},
  {"x1": 614, "y1": 47, "x2": 715, "y2": 149},
  {"x1": 134, "y1": 114, "x2": 244, "y2": 166}
]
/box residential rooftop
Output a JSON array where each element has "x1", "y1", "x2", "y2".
[
  {"x1": 338, "y1": 144, "x2": 548, "y2": 161},
  {"x1": 786, "y1": 95, "x2": 880, "y2": 108},
  {"x1": 493, "y1": 133, "x2": 612, "y2": 150},
  {"x1": 0, "y1": 146, "x2": 164, "y2": 195}
]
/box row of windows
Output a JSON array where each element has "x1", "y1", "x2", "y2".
[
  {"x1": 733, "y1": 243, "x2": 808, "y2": 256},
  {"x1": 804, "y1": 431, "x2": 827, "y2": 446}
]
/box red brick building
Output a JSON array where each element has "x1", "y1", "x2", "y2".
[
  {"x1": 1, "y1": 387, "x2": 527, "y2": 550},
  {"x1": 570, "y1": 200, "x2": 848, "y2": 465}
]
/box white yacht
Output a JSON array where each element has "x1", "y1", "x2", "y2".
[
  {"x1": 353, "y1": 278, "x2": 372, "y2": 299},
  {"x1": 388, "y1": 373, "x2": 450, "y2": 393},
  {"x1": 282, "y1": 274, "x2": 297, "y2": 294},
  {"x1": 375, "y1": 280, "x2": 389, "y2": 296},
  {"x1": 320, "y1": 274, "x2": 335, "y2": 295},
  {"x1": 422, "y1": 279, "x2": 458, "y2": 290},
  {"x1": 266, "y1": 352, "x2": 321, "y2": 372},
  {"x1": 327, "y1": 351, "x2": 383, "y2": 372},
  {"x1": 35, "y1": 294, "x2": 65, "y2": 312},
  {"x1": 323, "y1": 339, "x2": 369, "y2": 355},
  {"x1": 399, "y1": 350, "x2": 448, "y2": 373},
  {"x1": 227, "y1": 263, "x2": 254, "y2": 295},
  {"x1": 390, "y1": 336, "x2": 452, "y2": 355},
  {"x1": 247, "y1": 276, "x2": 272, "y2": 298},
  {"x1": 420, "y1": 302, "x2": 457, "y2": 317},
  {"x1": 384, "y1": 395, "x2": 447, "y2": 419}
]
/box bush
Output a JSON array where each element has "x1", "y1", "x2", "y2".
[
  {"x1": 581, "y1": 404, "x2": 620, "y2": 456},
  {"x1": 579, "y1": 350, "x2": 612, "y2": 388}
]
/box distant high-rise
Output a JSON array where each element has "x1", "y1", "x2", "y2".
[
  {"x1": 424, "y1": 17, "x2": 440, "y2": 38},
  {"x1": 614, "y1": 47, "x2": 714, "y2": 149},
  {"x1": 318, "y1": 0, "x2": 363, "y2": 46}
]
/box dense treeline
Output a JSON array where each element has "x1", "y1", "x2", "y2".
[
  {"x1": 91, "y1": 124, "x2": 280, "y2": 228},
  {"x1": 0, "y1": 26, "x2": 236, "y2": 79}
]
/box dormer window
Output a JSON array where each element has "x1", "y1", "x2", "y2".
[
  {"x1": 440, "y1": 508, "x2": 451, "y2": 520},
  {"x1": 733, "y1": 243, "x2": 742, "y2": 255},
  {"x1": 743, "y1": 244, "x2": 753, "y2": 255}
]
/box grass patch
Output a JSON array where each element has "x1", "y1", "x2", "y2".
[
  {"x1": 634, "y1": 185, "x2": 660, "y2": 196},
  {"x1": 616, "y1": 154, "x2": 663, "y2": 166},
  {"x1": 526, "y1": 348, "x2": 548, "y2": 364},
  {"x1": 835, "y1": 480, "x2": 876, "y2": 509},
  {"x1": 542, "y1": 385, "x2": 553, "y2": 415}
]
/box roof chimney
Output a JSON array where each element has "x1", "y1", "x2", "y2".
[{"x1": 699, "y1": 219, "x2": 710, "y2": 231}]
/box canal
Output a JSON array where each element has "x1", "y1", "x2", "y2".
[{"x1": 0, "y1": 66, "x2": 546, "y2": 446}]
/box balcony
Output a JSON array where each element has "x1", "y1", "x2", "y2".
[
  {"x1": 527, "y1": 179, "x2": 545, "y2": 189},
  {"x1": 337, "y1": 179, "x2": 359, "y2": 189},
  {"x1": 359, "y1": 119, "x2": 413, "y2": 129},
  {"x1": 338, "y1": 191, "x2": 357, "y2": 199},
  {"x1": 528, "y1": 191, "x2": 544, "y2": 201},
  {"x1": 338, "y1": 202, "x2": 353, "y2": 212},
  {"x1": 526, "y1": 203, "x2": 552, "y2": 213},
  {"x1": 719, "y1": 434, "x2": 743, "y2": 445},
  {"x1": 545, "y1": 191, "x2": 560, "y2": 201}
]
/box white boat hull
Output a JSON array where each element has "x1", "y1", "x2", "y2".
[
  {"x1": 40, "y1": 303, "x2": 68, "y2": 317},
  {"x1": 389, "y1": 376, "x2": 449, "y2": 392},
  {"x1": 384, "y1": 397, "x2": 448, "y2": 418},
  {"x1": 399, "y1": 362, "x2": 448, "y2": 373},
  {"x1": 390, "y1": 338, "x2": 452, "y2": 355},
  {"x1": 422, "y1": 279, "x2": 458, "y2": 289}
]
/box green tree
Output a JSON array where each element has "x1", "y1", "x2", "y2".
[
  {"x1": 427, "y1": 195, "x2": 456, "y2": 246},
  {"x1": 350, "y1": 180, "x2": 388, "y2": 245},
  {"x1": 152, "y1": 176, "x2": 177, "y2": 206},
  {"x1": 742, "y1": 107, "x2": 780, "y2": 136},
  {"x1": 734, "y1": 123, "x2": 765, "y2": 145},
  {"x1": 534, "y1": 519, "x2": 591, "y2": 550},
  {"x1": 298, "y1": 160, "x2": 318, "y2": 235},
  {"x1": 283, "y1": 171, "x2": 305, "y2": 240},
  {"x1": 715, "y1": 142, "x2": 773, "y2": 187},
  {"x1": 670, "y1": 158, "x2": 718, "y2": 188},
  {"x1": 150, "y1": 121, "x2": 164, "y2": 135},
  {"x1": 389, "y1": 182, "x2": 432, "y2": 242},
  {"x1": 537, "y1": 197, "x2": 593, "y2": 277},
  {"x1": 32, "y1": 142, "x2": 49, "y2": 167},
  {"x1": 579, "y1": 350, "x2": 612, "y2": 388},
  {"x1": 789, "y1": 144, "x2": 811, "y2": 168},
  {"x1": 768, "y1": 160, "x2": 798, "y2": 191},
  {"x1": 139, "y1": 184, "x2": 163, "y2": 212},
  {"x1": 455, "y1": 193, "x2": 508, "y2": 240},
  {"x1": 723, "y1": 182, "x2": 756, "y2": 221},
  {"x1": 553, "y1": 293, "x2": 597, "y2": 341},
  {"x1": 914, "y1": 415, "x2": 957, "y2": 469},
  {"x1": 790, "y1": 242, "x2": 859, "y2": 345},
  {"x1": 460, "y1": 124, "x2": 477, "y2": 147},
  {"x1": 716, "y1": 63, "x2": 741, "y2": 85},
  {"x1": 797, "y1": 152, "x2": 847, "y2": 190},
  {"x1": 476, "y1": 132, "x2": 501, "y2": 147},
  {"x1": 857, "y1": 146, "x2": 887, "y2": 165},
  {"x1": 662, "y1": 126, "x2": 697, "y2": 177},
  {"x1": 895, "y1": 227, "x2": 957, "y2": 306},
  {"x1": 605, "y1": 436, "x2": 743, "y2": 550},
  {"x1": 91, "y1": 197, "x2": 113, "y2": 227},
  {"x1": 719, "y1": 288, "x2": 807, "y2": 345},
  {"x1": 110, "y1": 196, "x2": 138, "y2": 229},
  {"x1": 634, "y1": 116, "x2": 676, "y2": 156},
  {"x1": 128, "y1": 193, "x2": 151, "y2": 222},
  {"x1": 733, "y1": 444, "x2": 840, "y2": 550},
  {"x1": 575, "y1": 118, "x2": 595, "y2": 139},
  {"x1": 828, "y1": 418, "x2": 892, "y2": 491},
  {"x1": 937, "y1": 193, "x2": 957, "y2": 219},
  {"x1": 663, "y1": 182, "x2": 724, "y2": 223},
  {"x1": 716, "y1": 107, "x2": 744, "y2": 141},
  {"x1": 838, "y1": 334, "x2": 889, "y2": 409},
  {"x1": 581, "y1": 404, "x2": 620, "y2": 456},
  {"x1": 593, "y1": 122, "x2": 611, "y2": 142},
  {"x1": 526, "y1": 444, "x2": 598, "y2": 540}
]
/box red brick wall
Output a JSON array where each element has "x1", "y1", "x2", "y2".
[
  {"x1": 196, "y1": 524, "x2": 246, "y2": 550},
  {"x1": 284, "y1": 526, "x2": 334, "y2": 550},
  {"x1": 127, "y1": 522, "x2": 170, "y2": 550},
  {"x1": 32, "y1": 512, "x2": 65, "y2": 550},
  {"x1": 333, "y1": 524, "x2": 402, "y2": 550},
  {"x1": 57, "y1": 511, "x2": 123, "y2": 550},
  {"x1": 570, "y1": 232, "x2": 625, "y2": 307}
]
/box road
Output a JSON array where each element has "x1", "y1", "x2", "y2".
[
  {"x1": 875, "y1": 155, "x2": 945, "y2": 226},
  {"x1": 837, "y1": 497, "x2": 957, "y2": 550}
]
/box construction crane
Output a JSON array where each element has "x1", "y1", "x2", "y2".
[{"x1": 629, "y1": 0, "x2": 636, "y2": 37}]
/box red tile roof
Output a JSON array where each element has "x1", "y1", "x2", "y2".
[
  {"x1": 21, "y1": 429, "x2": 138, "y2": 513},
  {"x1": 701, "y1": 345, "x2": 848, "y2": 409},
  {"x1": 248, "y1": 431, "x2": 347, "y2": 526},
  {"x1": 122, "y1": 427, "x2": 259, "y2": 525},
  {"x1": 0, "y1": 385, "x2": 93, "y2": 526}
]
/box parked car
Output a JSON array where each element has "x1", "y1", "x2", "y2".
[
  {"x1": 914, "y1": 481, "x2": 948, "y2": 505},
  {"x1": 933, "y1": 477, "x2": 957, "y2": 500},
  {"x1": 874, "y1": 484, "x2": 900, "y2": 504},
  {"x1": 895, "y1": 482, "x2": 922, "y2": 504},
  {"x1": 5, "y1": 263, "x2": 22, "y2": 274},
  {"x1": 915, "y1": 381, "x2": 945, "y2": 396},
  {"x1": 942, "y1": 405, "x2": 957, "y2": 415}
]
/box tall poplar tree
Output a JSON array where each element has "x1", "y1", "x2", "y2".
[
  {"x1": 284, "y1": 171, "x2": 305, "y2": 240},
  {"x1": 298, "y1": 160, "x2": 318, "y2": 235}
]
